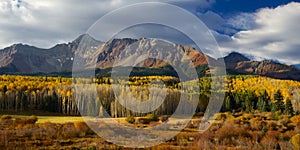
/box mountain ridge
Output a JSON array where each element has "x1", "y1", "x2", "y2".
[
  {"x1": 0, "y1": 34, "x2": 299, "y2": 80},
  {"x1": 293, "y1": 64, "x2": 300, "y2": 69}
]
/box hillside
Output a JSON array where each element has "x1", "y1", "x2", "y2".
[
  {"x1": 223, "y1": 52, "x2": 300, "y2": 80},
  {"x1": 0, "y1": 34, "x2": 102, "y2": 74},
  {"x1": 0, "y1": 34, "x2": 299, "y2": 80}
]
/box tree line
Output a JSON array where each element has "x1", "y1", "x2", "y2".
[{"x1": 0, "y1": 75, "x2": 299, "y2": 117}]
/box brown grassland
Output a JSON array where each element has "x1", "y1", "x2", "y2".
[
  {"x1": 0, "y1": 112, "x2": 300, "y2": 149},
  {"x1": 0, "y1": 75, "x2": 300, "y2": 149}
]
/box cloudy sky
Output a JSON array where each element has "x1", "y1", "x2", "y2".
[{"x1": 0, "y1": 0, "x2": 299, "y2": 65}]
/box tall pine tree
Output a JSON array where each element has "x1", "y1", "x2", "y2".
[
  {"x1": 257, "y1": 90, "x2": 270, "y2": 112},
  {"x1": 272, "y1": 90, "x2": 284, "y2": 113},
  {"x1": 224, "y1": 95, "x2": 232, "y2": 111},
  {"x1": 284, "y1": 98, "x2": 294, "y2": 116}
]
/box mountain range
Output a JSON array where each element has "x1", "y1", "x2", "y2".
[
  {"x1": 0, "y1": 34, "x2": 299, "y2": 81},
  {"x1": 294, "y1": 64, "x2": 300, "y2": 69}
]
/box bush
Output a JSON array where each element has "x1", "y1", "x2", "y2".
[
  {"x1": 136, "y1": 117, "x2": 151, "y2": 124},
  {"x1": 186, "y1": 120, "x2": 202, "y2": 128},
  {"x1": 291, "y1": 134, "x2": 300, "y2": 149},
  {"x1": 1, "y1": 115, "x2": 12, "y2": 120},
  {"x1": 286, "y1": 123, "x2": 295, "y2": 131},
  {"x1": 216, "y1": 124, "x2": 251, "y2": 141},
  {"x1": 87, "y1": 145, "x2": 97, "y2": 150},
  {"x1": 61, "y1": 123, "x2": 79, "y2": 138},
  {"x1": 215, "y1": 113, "x2": 227, "y2": 121},
  {"x1": 266, "y1": 121, "x2": 278, "y2": 130},
  {"x1": 14, "y1": 116, "x2": 38, "y2": 126},
  {"x1": 274, "y1": 111, "x2": 282, "y2": 120},
  {"x1": 27, "y1": 115, "x2": 38, "y2": 124},
  {"x1": 159, "y1": 115, "x2": 169, "y2": 122},
  {"x1": 15, "y1": 118, "x2": 26, "y2": 125},
  {"x1": 290, "y1": 115, "x2": 300, "y2": 125},
  {"x1": 243, "y1": 114, "x2": 254, "y2": 120},
  {"x1": 145, "y1": 113, "x2": 159, "y2": 122},
  {"x1": 249, "y1": 118, "x2": 264, "y2": 130},
  {"x1": 264, "y1": 112, "x2": 275, "y2": 120},
  {"x1": 62, "y1": 128, "x2": 80, "y2": 138},
  {"x1": 125, "y1": 116, "x2": 135, "y2": 124},
  {"x1": 278, "y1": 118, "x2": 290, "y2": 127},
  {"x1": 74, "y1": 121, "x2": 93, "y2": 136},
  {"x1": 262, "y1": 126, "x2": 267, "y2": 135},
  {"x1": 194, "y1": 112, "x2": 204, "y2": 117}
]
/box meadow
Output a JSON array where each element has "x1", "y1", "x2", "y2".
[
  {"x1": 0, "y1": 75, "x2": 300, "y2": 149},
  {"x1": 1, "y1": 112, "x2": 300, "y2": 149}
]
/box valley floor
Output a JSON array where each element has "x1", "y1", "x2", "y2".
[{"x1": 1, "y1": 112, "x2": 300, "y2": 149}]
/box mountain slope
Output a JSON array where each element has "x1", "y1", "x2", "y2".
[
  {"x1": 94, "y1": 38, "x2": 216, "y2": 69},
  {"x1": 222, "y1": 52, "x2": 250, "y2": 68},
  {"x1": 0, "y1": 35, "x2": 212, "y2": 74},
  {"x1": 0, "y1": 44, "x2": 69, "y2": 73},
  {"x1": 0, "y1": 34, "x2": 299, "y2": 81},
  {"x1": 224, "y1": 52, "x2": 300, "y2": 80},
  {"x1": 0, "y1": 34, "x2": 102, "y2": 73},
  {"x1": 293, "y1": 64, "x2": 300, "y2": 69}
]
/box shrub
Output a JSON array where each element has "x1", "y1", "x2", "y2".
[
  {"x1": 136, "y1": 117, "x2": 151, "y2": 124},
  {"x1": 215, "y1": 113, "x2": 227, "y2": 121},
  {"x1": 291, "y1": 134, "x2": 300, "y2": 149},
  {"x1": 159, "y1": 115, "x2": 169, "y2": 122},
  {"x1": 74, "y1": 121, "x2": 93, "y2": 136},
  {"x1": 232, "y1": 111, "x2": 243, "y2": 117},
  {"x1": 15, "y1": 116, "x2": 38, "y2": 125},
  {"x1": 186, "y1": 120, "x2": 200, "y2": 128},
  {"x1": 194, "y1": 112, "x2": 204, "y2": 117},
  {"x1": 249, "y1": 118, "x2": 264, "y2": 130},
  {"x1": 61, "y1": 123, "x2": 79, "y2": 138},
  {"x1": 278, "y1": 118, "x2": 290, "y2": 127},
  {"x1": 260, "y1": 132, "x2": 280, "y2": 150},
  {"x1": 264, "y1": 112, "x2": 275, "y2": 120},
  {"x1": 274, "y1": 111, "x2": 282, "y2": 120},
  {"x1": 87, "y1": 145, "x2": 97, "y2": 150},
  {"x1": 1, "y1": 115, "x2": 12, "y2": 120},
  {"x1": 290, "y1": 115, "x2": 300, "y2": 125},
  {"x1": 216, "y1": 124, "x2": 251, "y2": 141},
  {"x1": 266, "y1": 121, "x2": 278, "y2": 130},
  {"x1": 62, "y1": 128, "x2": 80, "y2": 138},
  {"x1": 286, "y1": 123, "x2": 295, "y2": 131},
  {"x1": 145, "y1": 113, "x2": 159, "y2": 122},
  {"x1": 15, "y1": 118, "x2": 26, "y2": 125},
  {"x1": 27, "y1": 115, "x2": 38, "y2": 124},
  {"x1": 16, "y1": 129, "x2": 32, "y2": 138},
  {"x1": 243, "y1": 114, "x2": 254, "y2": 120},
  {"x1": 262, "y1": 126, "x2": 267, "y2": 136},
  {"x1": 74, "y1": 121, "x2": 86, "y2": 128},
  {"x1": 125, "y1": 116, "x2": 135, "y2": 124}
]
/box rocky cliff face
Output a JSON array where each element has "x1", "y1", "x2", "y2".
[{"x1": 95, "y1": 38, "x2": 214, "y2": 68}]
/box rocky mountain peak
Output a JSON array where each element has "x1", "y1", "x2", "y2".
[
  {"x1": 225, "y1": 52, "x2": 250, "y2": 62},
  {"x1": 0, "y1": 35, "x2": 299, "y2": 81}
]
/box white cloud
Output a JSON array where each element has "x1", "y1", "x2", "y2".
[
  {"x1": 218, "y1": 2, "x2": 300, "y2": 65},
  {"x1": 2, "y1": 0, "x2": 298, "y2": 66},
  {"x1": 0, "y1": 0, "x2": 214, "y2": 49},
  {"x1": 197, "y1": 11, "x2": 237, "y2": 35},
  {"x1": 227, "y1": 13, "x2": 256, "y2": 30}
]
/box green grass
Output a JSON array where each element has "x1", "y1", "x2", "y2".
[
  {"x1": 9, "y1": 115, "x2": 86, "y2": 123},
  {"x1": 0, "y1": 110, "x2": 92, "y2": 123}
]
